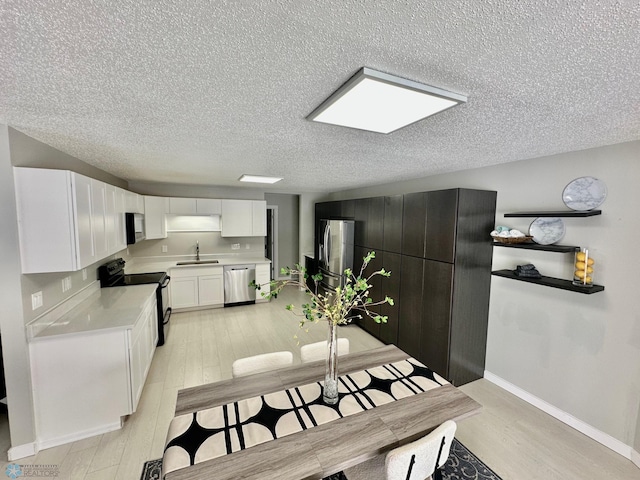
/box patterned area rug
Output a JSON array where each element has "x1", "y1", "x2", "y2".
[{"x1": 140, "y1": 438, "x2": 502, "y2": 480}]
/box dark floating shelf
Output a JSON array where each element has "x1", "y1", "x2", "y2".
[
  {"x1": 492, "y1": 269, "x2": 604, "y2": 294},
  {"x1": 504, "y1": 210, "x2": 601, "y2": 218},
  {"x1": 492, "y1": 242, "x2": 580, "y2": 253}
]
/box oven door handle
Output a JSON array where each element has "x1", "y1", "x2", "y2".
[
  {"x1": 161, "y1": 276, "x2": 171, "y2": 288},
  {"x1": 163, "y1": 307, "x2": 172, "y2": 325}
]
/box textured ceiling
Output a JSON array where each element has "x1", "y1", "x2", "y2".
[{"x1": 1, "y1": 1, "x2": 639, "y2": 193}]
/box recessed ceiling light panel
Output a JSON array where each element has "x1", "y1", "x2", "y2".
[
  {"x1": 307, "y1": 67, "x2": 467, "y2": 134},
  {"x1": 239, "y1": 174, "x2": 283, "y2": 184}
]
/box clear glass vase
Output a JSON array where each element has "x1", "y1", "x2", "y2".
[
  {"x1": 573, "y1": 247, "x2": 595, "y2": 287},
  {"x1": 323, "y1": 320, "x2": 339, "y2": 405}
]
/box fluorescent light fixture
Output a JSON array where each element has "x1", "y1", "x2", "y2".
[
  {"x1": 239, "y1": 174, "x2": 283, "y2": 184},
  {"x1": 307, "y1": 67, "x2": 467, "y2": 134}
]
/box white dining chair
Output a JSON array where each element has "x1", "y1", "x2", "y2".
[
  {"x1": 300, "y1": 338, "x2": 350, "y2": 363},
  {"x1": 343, "y1": 420, "x2": 457, "y2": 480},
  {"x1": 231, "y1": 351, "x2": 294, "y2": 378}
]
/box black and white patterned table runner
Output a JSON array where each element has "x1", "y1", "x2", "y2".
[{"x1": 163, "y1": 358, "x2": 447, "y2": 476}]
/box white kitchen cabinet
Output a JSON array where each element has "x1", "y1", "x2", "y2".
[
  {"x1": 14, "y1": 167, "x2": 98, "y2": 273},
  {"x1": 199, "y1": 274, "x2": 224, "y2": 306},
  {"x1": 115, "y1": 187, "x2": 128, "y2": 252},
  {"x1": 129, "y1": 296, "x2": 157, "y2": 408},
  {"x1": 144, "y1": 196, "x2": 168, "y2": 239},
  {"x1": 196, "y1": 198, "x2": 221, "y2": 214},
  {"x1": 125, "y1": 190, "x2": 144, "y2": 214},
  {"x1": 255, "y1": 263, "x2": 271, "y2": 303},
  {"x1": 73, "y1": 173, "x2": 97, "y2": 269},
  {"x1": 91, "y1": 179, "x2": 109, "y2": 260},
  {"x1": 169, "y1": 197, "x2": 197, "y2": 214},
  {"x1": 105, "y1": 184, "x2": 118, "y2": 254},
  {"x1": 169, "y1": 197, "x2": 222, "y2": 215},
  {"x1": 221, "y1": 199, "x2": 267, "y2": 237},
  {"x1": 170, "y1": 266, "x2": 224, "y2": 309},
  {"x1": 170, "y1": 276, "x2": 199, "y2": 308},
  {"x1": 29, "y1": 292, "x2": 157, "y2": 448},
  {"x1": 252, "y1": 200, "x2": 267, "y2": 236}
]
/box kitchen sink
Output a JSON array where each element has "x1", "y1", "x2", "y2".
[{"x1": 176, "y1": 260, "x2": 220, "y2": 265}]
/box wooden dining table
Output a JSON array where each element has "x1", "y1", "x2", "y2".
[{"x1": 164, "y1": 344, "x2": 481, "y2": 480}]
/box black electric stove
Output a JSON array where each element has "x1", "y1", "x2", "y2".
[{"x1": 98, "y1": 258, "x2": 171, "y2": 346}]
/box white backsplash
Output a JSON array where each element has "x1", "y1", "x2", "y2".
[{"x1": 127, "y1": 231, "x2": 264, "y2": 259}]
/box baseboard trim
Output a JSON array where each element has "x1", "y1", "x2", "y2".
[
  {"x1": 484, "y1": 371, "x2": 635, "y2": 462},
  {"x1": 36, "y1": 421, "x2": 122, "y2": 451},
  {"x1": 8, "y1": 442, "x2": 37, "y2": 461},
  {"x1": 631, "y1": 448, "x2": 640, "y2": 469}
]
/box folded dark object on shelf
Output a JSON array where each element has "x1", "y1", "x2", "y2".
[{"x1": 514, "y1": 263, "x2": 542, "y2": 278}]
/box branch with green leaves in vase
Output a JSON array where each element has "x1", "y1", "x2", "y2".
[
  {"x1": 251, "y1": 251, "x2": 394, "y2": 329},
  {"x1": 251, "y1": 250, "x2": 393, "y2": 405}
]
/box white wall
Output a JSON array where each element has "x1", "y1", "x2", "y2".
[
  {"x1": 298, "y1": 192, "x2": 325, "y2": 266},
  {"x1": 9, "y1": 128, "x2": 127, "y2": 188},
  {"x1": 129, "y1": 181, "x2": 266, "y2": 200},
  {"x1": 0, "y1": 125, "x2": 36, "y2": 454},
  {"x1": 265, "y1": 193, "x2": 299, "y2": 276},
  {"x1": 328, "y1": 140, "x2": 640, "y2": 452},
  {"x1": 127, "y1": 231, "x2": 264, "y2": 258}
]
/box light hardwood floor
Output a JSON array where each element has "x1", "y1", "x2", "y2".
[{"x1": 1, "y1": 286, "x2": 638, "y2": 479}]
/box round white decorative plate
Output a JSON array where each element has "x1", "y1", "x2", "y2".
[
  {"x1": 529, "y1": 217, "x2": 565, "y2": 245},
  {"x1": 562, "y1": 176, "x2": 607, "y2": 211}
]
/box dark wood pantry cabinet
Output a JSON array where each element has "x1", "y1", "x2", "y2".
[{"x1": 315, "y1": 188, "x2": 497, "y2": 386}]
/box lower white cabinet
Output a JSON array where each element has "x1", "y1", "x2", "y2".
[
  {"x1": 255, "y1": 263, "x2": 271, "y2": 303},
  {"x1": 170, "y1": 276, "x2": 199, "y2": 308},
  {"x1": 29, "y1": 294, "x2": 157, "y2": 448},
  {"x1": 199, "y1": 274, "x2": 224, "y2": 306},
  {"x1": 129, "y1": 297, "x2": 158, "y2": 408},
  {"x1": 170, "y1": 266, "x2": 224, "y2": 309}
]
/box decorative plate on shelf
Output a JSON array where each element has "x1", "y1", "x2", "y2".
[
  {"x1": 529, "y1": 217, "x2": 565, "y2": 245},
  {"x1": 562, "y1": 176, "x2": 607, "y2": 211}
]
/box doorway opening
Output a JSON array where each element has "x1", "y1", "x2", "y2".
[{"x1": 265, "y1": 206, "x2": 278, "y2": 280}]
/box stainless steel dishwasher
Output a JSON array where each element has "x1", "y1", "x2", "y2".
[{"x1": 223, "y1": 264, "x2": 256, "y2": 306}]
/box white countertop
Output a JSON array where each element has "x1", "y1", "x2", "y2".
[
  {"x1": 126, "y1": 255, "x2": 271, "y2": 274},
  {"x1": 31, "y1": 284, "x2": 157, "y2": 340}
]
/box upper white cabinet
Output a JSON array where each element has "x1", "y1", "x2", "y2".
[
  {"x1": 114, "y1": 187, "x2": 128, "y2": 252},
  {"x1": 196, "y1": 198, "x2": 221, "y2": 214},
  {"x1": 71, "y1": 172, "x2": 97, "y2": 269},
  {"x1": 91, "y1": 179, "x2": 109, "y2": 260},
  {"x1": 252, "y1": 200, "x2": 267, "y2": 236},
  {"x1": 169, "y1": 197, "x2": 196, "y2": 214},
  {"x1": 221, "y1": 200, "x2": 266, "y2": 237},
  {"x1": 105, "y1": 184, "x2": 118, "y2": 254},
  {"x1": 14, "y1": 168, "x2": 96, "y2": 273},
  {"x1": 144, "y1": 196, "x2": 169, "y2": 239},
  {"x1": 169, "y1": 197, "x2": 222, "y2": 215},
  {"x1": 125, "y1": 191, "x2": 144, "y2": 214},
  {"x1": 13, "y1": 167, "x2": 130, "y2": 273}
]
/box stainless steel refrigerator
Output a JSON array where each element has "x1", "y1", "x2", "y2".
[{"x1": 317, "y1": 219, "x2": 355, "y2": 292}]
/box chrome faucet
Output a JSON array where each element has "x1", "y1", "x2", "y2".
[{"x1": 196, "y1": 240, "x2": 200, "y2": 261}]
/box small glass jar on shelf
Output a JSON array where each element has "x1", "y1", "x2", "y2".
[{"x1": 573, "y1": 247, "x2": 595, "y2": 287}]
